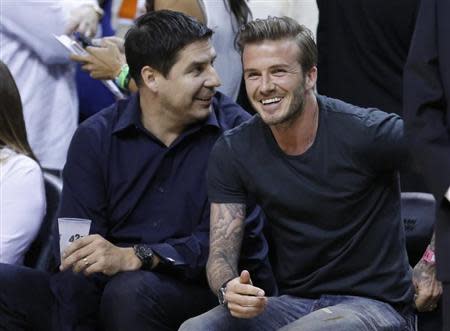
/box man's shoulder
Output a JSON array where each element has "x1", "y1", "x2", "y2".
[
  {"x1": 212, "y1": 92, "x2": 253, "y2": 130},
  {"x1": 214, "y1": 115, "x2": 260, "y2": 155},
  {"x1": 319, "y1": 95, "x2": 401, "y2": 130},
  {"x1": 77, "y1": 98, "x2": 130, "y2": 136},
  {"x1": 223, "y1": 115, "x2": 260, "y2": 138},
  {"x1": 69, "y1": 98, "x2": 136, "y2": 157}
]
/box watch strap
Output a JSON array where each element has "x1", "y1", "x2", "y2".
[
  {"x1": 217, "y1": 277, "x2": 235, "y2": 305},
  {"x1": 133, "y1": 244, "x2": 154, "y2": 270}
]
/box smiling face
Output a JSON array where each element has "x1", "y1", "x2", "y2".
[
  {"x1": 243, "y1": 39, "x2": 316, "y2": 126},
  {"x1": 156, "y1": 40, "x2": 221, "y2": 126}
]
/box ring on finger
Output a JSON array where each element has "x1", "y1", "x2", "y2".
[{"x1": 83, "y1": 257, "x2": 89, "y2": 266}]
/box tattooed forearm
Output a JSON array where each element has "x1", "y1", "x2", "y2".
[
  {"x1": 428, "y1": 232, "x2": 435, "y2": 250},
  {"x1": 413, "y1": 232, "x2": 437, "y2": 287},
  {"x1": 207, "y1": 202, "x2": 245, "y2": 293}
]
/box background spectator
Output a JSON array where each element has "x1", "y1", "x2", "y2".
[
  {"x1": 249, "y1": 0, "x2": 318, "y2": 39},
  {"x1": 0, "y1": 0, "x2": 101, "y2": 173},
  {"x1": 0, "y1": 61, "x2": 45, "y2": 266},
  {"x1": 72, "y1": 0, "x2": 252, "y2": 103},
  {"x1": 404, "y1": 0, "x2": 450, "y2": 328}
]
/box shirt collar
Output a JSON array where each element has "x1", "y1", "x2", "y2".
[
  {"x1": 112, "y1": 93, "x2": 142, "y2": 134},
  {"x1": 112, "y1": 93, "x2": 221, "y2": 135}
]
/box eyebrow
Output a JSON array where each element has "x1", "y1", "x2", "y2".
[
  {"x1": 185, "y1": 55, "x2": 217, "y2": 72},
  {"x1": 243, "y1": 64, "x2": 290, "y2": 74}
]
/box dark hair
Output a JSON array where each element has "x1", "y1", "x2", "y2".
[
  {"x1": 0, "y1": 61, "x2": 37, "y2": 161},
  {"x1": 237, "y1": 16, "x2": 317, "y2": 73},
  {"x1": 125, "y1": 10, "x2": 213, "y2": 85},
  {"x1": 227, "y1": 0, "x2": 251, "y2": 27}
]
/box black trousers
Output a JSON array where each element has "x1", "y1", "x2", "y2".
[
  {"x1": 0, "y1": 263, "x2": 53, "y2": 331},
  {"x1": 51, "y1": 270, "x2": 217, "y2": 331}
]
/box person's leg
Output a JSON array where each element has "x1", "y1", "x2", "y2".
[
  {"x1": 279, "y1": 295, "x2": 415, "y2": 331},
  {"x1": 50, "y1": 270, "x2": 108, "y2": 331},
  {"x1": 99, "y1": 271, "x2": 217, "y2": 331},
  {"x1": 180, "y1": 295, "x2": 315, "y2": 331},
  {"x1": 0, "y1": 263, "x2": 53, "y2": 331}
]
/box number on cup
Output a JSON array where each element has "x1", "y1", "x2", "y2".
[{"x1": 69, "y1": 234, "x2": 84, "y2": 242}]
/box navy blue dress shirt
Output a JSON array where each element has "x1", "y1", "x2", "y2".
[{"x1": 55, "y1": 92, "x2": 275, "y2": 290}]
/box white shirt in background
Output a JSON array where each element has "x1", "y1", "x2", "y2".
[
  {"x1": 0, "y1": 0, "x2": 95, "y2": 170},
  {"x1": 202, "y1": 0, "x2": 243, "y2": 101},
  {"x1": 248, "y1": 0, "x2": 319, "y2": 39},
  {"x1": 0, "y1": 148, "x2": 46, "y2": 265}
]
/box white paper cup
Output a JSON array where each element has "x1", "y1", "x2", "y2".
[{"x1": 58, "y1": 218, "x2": 92, "y2": 259}]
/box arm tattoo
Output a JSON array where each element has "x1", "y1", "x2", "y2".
[
  {"x1": 207, "y1": 202, "x2": 245, "y2": 293},
  {"x1": 428, "y1": 232, "x2": 435, "y2": 250},
  {"x1": 413, "y1": 232, "x2": 437, "y2": 286}
]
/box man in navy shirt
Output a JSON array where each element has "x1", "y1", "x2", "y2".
[{"x1": 51, "y1": 11, "x2": 275, "y2": 331}]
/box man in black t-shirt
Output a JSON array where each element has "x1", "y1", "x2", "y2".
[{"x1": 180, "y1": 17, "x2": 440, "y2": 331}]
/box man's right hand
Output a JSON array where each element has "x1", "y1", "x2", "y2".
[
  {"x1": 70, "y1": 41, "x2": 126, "y2": 80},
  {"x1": 225, "y1": 270, "x2": 267, "y2": 319},
  {"x1": 60, "y1": 234, "x2": 141, "y2": 276}
]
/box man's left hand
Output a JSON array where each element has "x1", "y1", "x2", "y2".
[
  {"x1": 60, "y1": 234, "x2": 141, "y2": 276},
  {"x1": 413, "y1": 259, "x2": 442, "y2": 312}
]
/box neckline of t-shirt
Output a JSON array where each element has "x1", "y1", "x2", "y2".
[{"x1": 261, "y1": 102, "x2": 324, "y2": 160}]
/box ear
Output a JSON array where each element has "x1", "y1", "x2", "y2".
[
  {"x1": 140, "y1": 66, "x2": 159, "y2": 92},
  {"x1": 304, "y1": 66, "x2": 318, "y2": 91}
]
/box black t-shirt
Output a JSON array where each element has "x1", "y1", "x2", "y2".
[{"x1": 207, "y1": 95, "x2": 413, "y2": 305}]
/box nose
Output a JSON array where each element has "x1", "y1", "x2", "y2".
[
  {"x1": 260, "y1": 74, "x2": 275, "y2": 95},
  {"x1": 204, "y1": 66, "x2": 221, "y2": 89}
]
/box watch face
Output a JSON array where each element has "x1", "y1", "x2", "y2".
[
  {"x1": 218, "y1": 286, "x2": 227, "y2": 305},
  {"x1": 134, "y1": 245, "x2": 154, "y2": 268}
]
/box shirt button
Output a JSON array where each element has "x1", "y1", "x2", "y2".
[{"x1": 158, "y1": 187, "x2": 164, "y2": 193}]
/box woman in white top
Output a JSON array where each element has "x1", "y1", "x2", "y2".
[{"x1": 0, "y1": 61, "x2": 46, "y2": 265}]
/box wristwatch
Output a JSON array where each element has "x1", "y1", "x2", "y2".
[
  {"x1": 133, "y1": 244, "x2": 154, "y2": 270},
  {"x1": 218, "y1": 284, "x2": 228, "y2": 305},
  {"x1": 218, "y1": 279, "x2": 233, "y2": 305}
]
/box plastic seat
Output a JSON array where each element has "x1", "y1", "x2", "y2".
[
  {"x1": 401, "y1": 192, "x2": 435, "y2": 266},
  {"x1": 23, "y1": 171, "x2": 62, "y2": 272}
]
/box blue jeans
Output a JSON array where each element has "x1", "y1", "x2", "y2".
[{"x1": 180, "y1": 294, "x2": 416, "y2": 331}]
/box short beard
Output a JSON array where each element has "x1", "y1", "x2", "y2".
[{"x1": 264, "y1": 84, "x2": 306, "y2": 128}]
